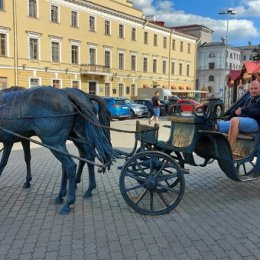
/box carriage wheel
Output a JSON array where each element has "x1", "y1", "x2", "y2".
[
  {"x1": 119, "y1": 151, "x2": 185, "y2": 215},
  {"x1": 234, "y1": 157, "x2": 256, "y2": 177}
]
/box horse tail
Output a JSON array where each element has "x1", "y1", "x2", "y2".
[
  {"x1": 88, "y1": 94, "x2": 111, "y2": 142},
  {"x1": 67, "y1": 91, "x2": 114, "y2": 169}
]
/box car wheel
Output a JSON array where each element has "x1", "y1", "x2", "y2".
[
  {"x1": 130, "y1": 110, "x2": 135, "y2": 118},
  {"x1": 147, "y1": 110, "x2": 152, "y2": 118}
]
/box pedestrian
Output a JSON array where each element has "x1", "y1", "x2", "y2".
[{"x1": 149, "y1": 90, "x2": 161, "y2": 125}]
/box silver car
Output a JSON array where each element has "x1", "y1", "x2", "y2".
[{"x1": 123, "y1": 99, "x2": 148, "y2": 118}]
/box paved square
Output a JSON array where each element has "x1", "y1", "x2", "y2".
[{"x1": 1, "y1": 118, "x2": 260, "y2": 259}]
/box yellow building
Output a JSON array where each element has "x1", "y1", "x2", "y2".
[{"x1": 0, "y1": 0, "x2": 197, "y2": 97}]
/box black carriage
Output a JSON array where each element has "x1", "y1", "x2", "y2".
[{"x1": 119, "y1": 94, "x2": 260, "y2": 215}]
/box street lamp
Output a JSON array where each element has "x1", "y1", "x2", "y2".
[{"x1": 219, "y1": 8, "x2": 236, "y2": 108}]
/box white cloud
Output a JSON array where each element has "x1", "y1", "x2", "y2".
[{"x1": 132, "y1": 0, "x2": 260, "y2": 45}]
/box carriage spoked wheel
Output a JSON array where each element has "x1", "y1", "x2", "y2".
[
  {"x1": 234, "y1": 157, "x2": 256, "y2": 177},
  {"x1": 119, "y1": 151, "x2": 185, "y2": 215}
]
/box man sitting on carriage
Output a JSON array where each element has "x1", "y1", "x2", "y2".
[{"x1": 217, "y1": 80, "x2": 260, "y2": 147}]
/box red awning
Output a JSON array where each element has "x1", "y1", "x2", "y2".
[
  {"x1": 244, "y1": 61, "x2": 260, "y2": 73},
  {"x1": 229, "y1": 70, "x2": 241, "y2": 80},
  {"x1": 253, "y1": 64, "x2": 260, "y2": 73}
]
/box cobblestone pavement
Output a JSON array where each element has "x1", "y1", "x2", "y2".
[{"x1": 1, "y1": 118, "x2": 260, "y2": 259}]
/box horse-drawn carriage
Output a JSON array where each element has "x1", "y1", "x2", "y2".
[
  {"x1": 118, "y1": 94, "x2": 260, "y2": 215},
  {"x1": 0, "y1": 87, "x2": 259, "y2": 215}
]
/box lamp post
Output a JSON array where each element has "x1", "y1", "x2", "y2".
[{"x1": 219, "y1": 8, "x2": 236, "y2": 108}]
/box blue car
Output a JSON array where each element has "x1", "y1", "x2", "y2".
[{"x1": 103, "y1": 97, "x2": 131, "y2": 120}]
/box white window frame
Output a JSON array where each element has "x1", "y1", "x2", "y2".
[
  {"x1": 118, "y1": 83, "x2": 125, "y2": 97},
  {"x1": 28, "y1": 0, "x2": 38, "y2": 18},
  {"x1": 71, "y1": 80, "x2": 81, "y2": 89},
  {"x1": 50, "y1": 39, "x2": 61, "y2": 63},
  {"x1": 118, "y1": 51, "x2": 125, "y2": 70},
  {"x1": 50, "y1": 4, "x2": 60, "y2": 23},
  {"x1": 105, "y1": 82, "x2": 111, "y2": 96},
  {"x1": 29, "y1": 77, "x2": 41, "y2": 88},
  {"x1": 153, "y1": 57, "x2": 157, "y2": 73},
  {"x1": 119, "y1": 24, "x2": 124, "y2": 38},
  {"x1": 71, "y1": 10, "x2": 79, "y2": 27},
  {"x1": 88, "y1": 80, "x2": 99, "y2": 95},
  {"x1": 71, "y1": 40, "x2": 80, "y2": 65},
  {"x1": 131, "y1": 53, "x2": 137, "y2": 71},
  {"x1": 89, "y1": 15, "x2": 96, "y2": 32},
  {"x1": 28, "y1": 32, "x2": 41, "y2": 60},
  {"x1": 89, "y1": 45, "x2": 97, "y2": 65},
  {"x1": 131, "y1": 27, "x2": 137, "y2": 41},
  {"x1": 104, "y1": 20, "x2": 111, "y2": 36},
  {"x1": 0, "y1": 28, "x2": 9, "y2": 57},
  {"x1": 104, "y1": 48, "x2": 111, "y2": 68},
  {"x1": 162, "y1": 59, "x2": 167, "y2": 74},
  {"x1": 143, "y1": 56, "x2": 148, "y2": 73},
  {"x1": 52, "y1": 78, "x2": 62, "y2": 88}
]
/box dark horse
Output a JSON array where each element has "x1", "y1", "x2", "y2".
[{"x1": 0, "y1": 86, "x2": 113, "y2": 214}]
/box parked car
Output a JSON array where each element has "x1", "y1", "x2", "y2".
[
  {"x1": 176, "y1": 99, "x2": 201, "y2": 112},
  {"x1": 123, "y1": 99, "x2": 148, "y2": 118},
  {"x1": 134, "y1": 99, "x2": 166, "y2": 117},
  {"x1": 102, "y1": 97, "x2": 131, "y2": 120}
]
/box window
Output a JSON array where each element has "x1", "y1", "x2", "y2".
[
  {"x1": 0, "y1": 77, "x2": 8, "y2": 89},
  {"x1": 0, "y1": 33, "x2": 7, "y2": 56},
  {"x1": 180, "y1": 41, "x2": 183, "y2": 52},
  {"x1": 0, "y1": 0, "x2": 4, "y2": 10},
  {"x1": 153, "y1": 34, "x2": 157, "y2": 46},
  {"x1": 131, "y1": 28, "x2": 136, "y2": 41},
  {"x1": 104, "y1": 50, "x2": 111, "y2": 68},
  {"x1": 187, "y1": 64, "x2": 190, "y2": 76},
  {"x1": 209, "y1": 63, "x2": 215, "y2": 69},
  {"x1": 144, "y1": 32, "x2": 148, "y2": 44},
  {"x1": 51, "y1": 5, "x2": 58, "y2": 23},
  {"x1": 52, "y1": 79, "x2": 61, "y2": 88},
  {"x1": 71, "y1": 45, "x2": 79, "y2": 64},
  {"x1": 172, "y1": 39, "x2": 175, "y2": 50},
  {"x1": 51, "y1": 41, "x2": 60, "y2": 63},
  {"x1": 131, "y1": 55, "x2": 136, "y2": 71},
  {"x1": 119, "y1": 53, "x2": 124, "y2": 70},
  {"x1": 72, "y1": 80, "x2": 80, "y2": 88},
  {"x1": 209, "y1": 52, "x2": 215, "y2": 58},
  {"x1": 179, "y1": 63, "x2": 183, "y2": 75},
  {"x1": 89, "y1": 48, "x2": 96, "y2": 65},
  {"x1": 30, "y1": 78, "x2": 39, "y2": 87},
  {"x1": 171, "y1": 61, "x2": 175, "y2": 75},
  {"x1": 29, "y1": 0, "x2": 37, "y2": 18},
  {"x1": 153, "y1": 58, "x2": 157, "y2": 73},
  {"x1": 163, "y1": 37, "x2": 167, "y2": 49},
  {"x1": 89, "y1": 16, "x2": 95, "y2": 31},
  {"x1": 131, "y1": 84, "x2": 136, "y2": 96},
  {"x1": 188, "y1": 43, "x2": 191, "y2": 53},
  {"x1": 162, "y1": 60, "x2": 167, "y2": 74},
  {"x1": 104, "y1": 20, "x2": 110, "y2": 35},
  {"x1": 112, "y1": 88, "x2": 116, "y2": 94},
  {"x1": 143, "y1": 57, "x2": 148, "y2": 72},
  {"x1": 105, "y1": 83, "x2": 110, "y2": 96},
  {"x1": 71, "y1": 11, "x2": 78, "y2": 27},
  {"x1": 119, "y1": 24, "x2": 124, "y2": 38},
  {"x1": 119, "y1": 84, "x2": 124, "y2": 97},
  {"x1": 29, "y1": 38, "x2": 38, "y2": 60},
  {"x1": 208, "y1": 75, "x2": 214, "y2": 81}
]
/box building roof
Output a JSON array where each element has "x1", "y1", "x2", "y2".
[{"x1": 170, "y1": 24, "x2": 214, "y2": 33}]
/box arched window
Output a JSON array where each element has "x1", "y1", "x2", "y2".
[
  {"x1": 209, "y1": 52, "x2": 215, "y2": 58},
  {"x1": 230, "y1": 53, "x2": 233, "y2": 58},
  {"x1": 208, "y1": 75, "x2": 214, "y2": 81}
]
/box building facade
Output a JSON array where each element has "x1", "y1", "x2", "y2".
[{"x1": 0, "y1": 0, "x2": 197, "y2": 98}]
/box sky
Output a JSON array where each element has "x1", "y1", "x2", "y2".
[{"x1": 131, "y1": 0, "x2": 260, "y2": 47}]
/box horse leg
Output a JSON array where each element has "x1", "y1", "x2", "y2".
[
  {"x1": 75, "y1": 160, "x2": 85, "y2": 184},
  {"x1": 0, "y1": 142, "x2": 13, "y2": 176},
  {"x1": 54, "y1": 165, "x2": 67, "y2": 204},
  {"x1": 21, "y1": 140, "x2": 32, "y2": 188},
  {"x1": 83, "y1": 160, "x2": 96, "y2": 198},
  {"x1": 48, "y1": 145, "x2": 77, "y2": 215}
]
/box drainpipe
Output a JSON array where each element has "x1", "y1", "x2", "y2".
[
  {"x1": 13, "y1": 0, "x2": 18, "y2": 85},
  {"x1": 168, "y1": 29, "x2": 174, "y2": 89}
]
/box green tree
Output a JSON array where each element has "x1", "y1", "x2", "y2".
[{"x1": 252, "y1": 45, "x2": 260, "y2": 61}]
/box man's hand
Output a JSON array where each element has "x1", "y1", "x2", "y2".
[{"x1": 235, "y1": 108, "x2": 242, "y2": 115}]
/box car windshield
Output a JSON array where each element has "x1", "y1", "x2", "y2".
[
  {"x1": 115, "y1": 100, "x2": 126, "y2": 105},
  {"x1": 124, "y1": 99, "x2": 135, "y2": 104}
]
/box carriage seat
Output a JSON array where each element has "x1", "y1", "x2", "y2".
[{"x1": 136, "y1": 120, "x2": 159, "y2": 145}]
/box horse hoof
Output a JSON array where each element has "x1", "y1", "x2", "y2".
[
  {"x1": 83, "y1": 191, "x2": 92, "y2": 198},
  {"x1": 59, "y1": 207, "x2": 70, "y2": 215},
  {"x1": 23, "y1": 183, "x2": 31, "y2": 189},
  {"x1": 54, "y1": 197, "x2": 64, "y2": 204}
]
